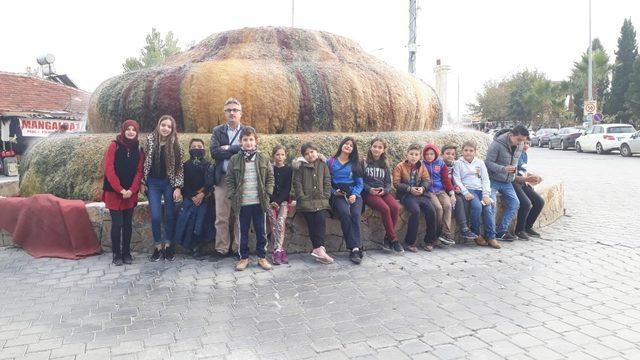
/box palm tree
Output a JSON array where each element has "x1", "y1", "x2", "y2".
[{"x1": 569, "y1": 39, "x2": 612, "y2": 120}]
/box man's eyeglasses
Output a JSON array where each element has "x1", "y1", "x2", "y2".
[{"x1": 224, "y1": 108, "x2": 241, "y2": 113}]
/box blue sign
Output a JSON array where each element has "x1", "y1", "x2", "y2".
[{"x1": 594, "y1": 113, "x2": 603, "y2": 122}]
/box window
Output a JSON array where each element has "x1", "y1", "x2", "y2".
[{"x1": 607, "y1": 126, "x2": 636, "y2": 134}]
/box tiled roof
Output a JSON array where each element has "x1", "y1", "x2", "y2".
[{"x1": 0, "y1": 72, "x2": 90, "y2": 116}]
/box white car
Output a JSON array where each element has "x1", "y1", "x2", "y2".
[
  {"x1": 575, "y1": 123, "x2": 637, "y2": 154},
  {"x1": 620, "y1": 130, "x2": 640, "y2": 157}
]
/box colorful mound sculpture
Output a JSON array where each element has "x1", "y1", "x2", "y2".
[
  {"x1": 20, "y1": 130, "x2": 491, "y2": 202},
  {"x1": 88, "y1": 27, "x2": 442, "y2": 134}
]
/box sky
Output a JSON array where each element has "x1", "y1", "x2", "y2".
[{"x1": 2, "y1": 0, "x2": 639, "y2": 119}]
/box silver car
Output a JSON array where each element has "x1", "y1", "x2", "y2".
[{"x1": 620, "y1": 131, "x2": 640, "y2": 157}]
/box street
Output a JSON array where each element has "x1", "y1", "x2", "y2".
[{"x1": 0, "y1": 147, "x2": 639, "y2": 359}]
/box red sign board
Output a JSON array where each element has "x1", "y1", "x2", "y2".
[{"x1": 19, "y1": 118, "x2": 86, "y2": 137}]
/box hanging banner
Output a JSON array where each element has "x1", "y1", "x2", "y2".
[{"x1": 19, "y1": 118, "x2": 87, "y2": 137}]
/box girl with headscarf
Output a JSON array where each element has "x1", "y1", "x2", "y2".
[{"x1": 102, "y1": 119, "x2": 145, "y2": 265}]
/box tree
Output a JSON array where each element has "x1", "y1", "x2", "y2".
[
  {"x1": 605, "y1": 18, "x2": 638, "y2": 121},
  {"x1": 569, "y1": 39, "x2": 611, "y2": 121},
  {"x1": 624, "y1": 57, "x2": 640, "y2": 127},
  {"x1": 468, "y1": 80, "x2": 511, "y2": 126},
  {"x1": 122, "y1": 28, "x2": 181, "y2": 72},
  {"x1": 506, "y1": 70, "x2": 547, "y2": 127}
]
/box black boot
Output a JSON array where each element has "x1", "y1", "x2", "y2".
[{"x1": 112, "y1": 252, "x2": 123, "y2": 266}]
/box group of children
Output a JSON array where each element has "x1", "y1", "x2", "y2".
[{"x1": 102, "y1": 115, "x2": 509, "y2": 270}]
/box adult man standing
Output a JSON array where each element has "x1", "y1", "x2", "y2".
[
  {"x1": 484, "y1": 125, "x2": 529, "y2": 242},
  {"x1": 211, "y1": 98, "x2": 244, "y2": 256}
]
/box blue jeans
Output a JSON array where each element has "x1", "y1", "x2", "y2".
[
  {"x1": 465, "y1": 190, "x2": 496, "y2": 240},
  {"x1": 331, "y1": 195, "x2": 362, "y2": 250},
  {"x1": 147, "y1": 177, "x2": 176, "y2": 245},
  {"x1": 490, "y1": 180, "x2": 520, "y2": 235},
  {"x1": 173, "y1": 197, "x2": 210, "y2": 250},
  {"x1": 239, "y1": 204, "x2": 267, "y2": 259}
]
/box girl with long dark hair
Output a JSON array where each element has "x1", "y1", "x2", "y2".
[{"x1": 327, "y1": 137, "x2": 365, "y2": 264}]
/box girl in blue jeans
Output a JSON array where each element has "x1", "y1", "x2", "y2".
[
  {"x1": 142, "y1": 115, "x2": 184, "y2": 261},
  {"x1": 328, "y1": 137, "x2": 364, "y2": 264}
]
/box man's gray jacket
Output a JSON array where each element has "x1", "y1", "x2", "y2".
[{"x1": 484, "y1": 132, "x2": 524, "y2": 183}]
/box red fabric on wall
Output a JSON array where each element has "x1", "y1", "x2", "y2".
[{"x1": 0, "y1": 194, "x2": 101, "y2": 259}]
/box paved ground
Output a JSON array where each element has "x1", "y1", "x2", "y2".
[{"x1": 0, "y1": 147, "x2": 639, "y2": 360}]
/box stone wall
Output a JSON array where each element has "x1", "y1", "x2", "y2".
[
  {"x1": 85, "y1": 181, "x2": 565, "y2": 254},
  {"x1": 20, "y1": 130, "x2": 493, "y2": 202}
]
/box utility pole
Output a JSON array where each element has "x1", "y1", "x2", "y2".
[
  {"x1": 291, "y1": 0, "x2": 295, "y2": 28},
  {"x1": 587, "y1": 0, "x2": 593, "y2": 125},
  {"x1": 408, "y1": 0, "x2": 417, "y2": 75},
  {"x1": 588, "y1": 0, "x2": 593, "y2": 102}
]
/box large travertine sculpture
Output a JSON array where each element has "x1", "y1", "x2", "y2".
[{"x1": 88, "y1": 27, "x2": 442, "y2": 133}]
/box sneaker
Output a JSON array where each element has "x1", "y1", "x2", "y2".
[
  {"x1": 515, "y1": 231, "x2": 530, "y2": 240},
  {"x1": 525, "y1": 228, "x2": 541, "y2": 238},
  {"x1": 280, "y1": 250, "x2": 289, "y2": 264},
  {"x1": 423, "y1": 244, "x2": 434, "y2": 252},
  {"x1": 164, "y1": 246, "x2": 175, "y2": 261},
  {"x1": 311, "y1": 246, "x2": 334, "y2": 264},
  {"x1": 461, "y1": 228, "x2": 478, "y2": 241},
  {"x1": 487, "y1": 239, "x2": 502, "y2": 249},
  {"x1": 475, "y1": 235, "x2": 488, "y2": 246},
  {"x1": 272, "y1": 251, "x2": 283, "y2": 265},
  {"x1": 149, "y1": 248, "x2": 163, "y2": 262},
  {"x1": 406, "y1": 245, "x2": 418, "y2": 253},
  {"x1": 438, "y1": 235, "x2": 455, "y2": 246},
  {"x1": 257, "y1": 258, "x2": 272, "y2": 270},
  {"x1": 350, "y1": 249, "x2": 362, "y2": 264},
  {"x1": 235, "y1": 258, "x2": 250, "y2": 271},
  {"x1": 192, "y1": 248, "x2": 207, "y2": 261},
  {"x1": 498, "y1": 232, "x2": 517, "y2": 242},
  {"x1": 392, "y1": 241, "x2": 405, "y2": 254},
  {"x1": 381, "y1": 236, "x2": 393, "y2": 252},
  {"x1": 122, "y1": 254, "x2": 133, "y2": 265},
  {"x1": 112, "y1": 255, "x2": 123, "y2": 266},
  {"x1": 209, "y1": 251, "x2": 227, "y2": 261}
]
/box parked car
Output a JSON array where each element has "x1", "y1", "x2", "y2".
[
  {"x1": 575, "y1": 123, "x2": 637, "y2": 154},
  {"x1": 548, "y1": 127, "x2": 583, "y2": 150},
  {"x1": 530, "y1": 128, "x2": 557, "y2": 147},
  {"x1": 620, "y1": 130, "x2": 640, "y2": 157}
]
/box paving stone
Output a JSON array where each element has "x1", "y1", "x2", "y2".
[{"x1": 1, "y1": 149, "x2": 640, "y2": 359}]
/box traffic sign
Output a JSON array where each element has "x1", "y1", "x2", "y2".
[
  {"x1": 586, "y1": 114, "x2": 594, "y2": 123},
  {"x1": 584, "y1": 101, "x2": 597, "y2": 115},
  {"x1": 593, "y1": 113, "x2": 603, "y2": 122}
]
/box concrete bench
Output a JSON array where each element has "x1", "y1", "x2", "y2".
[{"x1": 81, "y1": 181, "x2": 564, "y2": 254}]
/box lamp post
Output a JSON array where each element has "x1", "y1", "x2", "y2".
[{"x1": 587, "y1": 0, "x2": 593, "y2": 125}]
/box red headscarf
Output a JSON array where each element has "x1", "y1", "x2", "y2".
[{"x1": 116, "y1": 119, "x2": 140, "y2": 150}]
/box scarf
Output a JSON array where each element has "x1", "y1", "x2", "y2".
[
  {"x1": 242, "y1": 148, "x2": 257, "y2": 162},
  {"x1": 116, "y1": 119, "x2": 140, "y2": 150}
]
